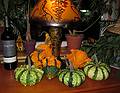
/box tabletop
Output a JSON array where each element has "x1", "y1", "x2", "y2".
[{"x1": 0, "y1": 64, "x2": 120, "y2": 93}]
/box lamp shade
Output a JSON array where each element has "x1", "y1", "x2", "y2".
[{"x1": 31, "y1": 0, "x2": 80, "y2": 26}]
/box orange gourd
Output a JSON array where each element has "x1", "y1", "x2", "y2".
[
  {"x1": 30, "y1": 44, "x2": 61, "y2": 68},
  {"x1": 42, "y1": 56, "x2": 61, "y2": 68},
  {"x1": 36, "y1": 44, "x2": 53, "y2": 57},
  {"x1": 66, "y1": 49, "x2": 91, "y2": 69},
  {"x1": 30, "y1": 50, "x2": 43, "y2": 67}
]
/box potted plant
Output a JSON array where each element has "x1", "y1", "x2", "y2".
[
  {"x1": 65, "y1": 28, "x2": 84, "y2": 52},
  {"x1": 64, "y1": 0, "x2": 100, "y2": 52},
  {"x1": 65, "y1": 0, "x2": 118, "y2": 52}
]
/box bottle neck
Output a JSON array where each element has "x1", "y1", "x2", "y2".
[
  {"x1": 2, "y1": 16, "x2": 15, "y2": 40},
  {"x1": 4, "y1": 16, "x2": 13, "y2": 33},
  {"x1": 5, "y1": 16, "x2": 9, "y2": 28}
]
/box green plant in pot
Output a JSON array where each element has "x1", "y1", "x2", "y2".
[
  {"x1": 64, "y1": 0, "x2": 95, "y2": 52},
  {"x1": 65, "y1": 29, "x2": 84, "y2": 52}
]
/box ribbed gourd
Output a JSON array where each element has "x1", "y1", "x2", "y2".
[
  {"x1": 42, "y1": 57, "x2": 59, "y2": 79},
  {"x1": 43, "y1": 66, "x2": 59, "y2": 79},
  {"x1": 84, "y1": 54, "x2": 111, "y2": 80},
  {"x1": 14, "y1": 56, "x2": 44, "y2": 86},
  {"x1": 14, "y1": 65, "x2": 44, "y2": 86},
  {"x1": 58, "y1": 59, "x2": 85, "y2": 87},
  {"x1": 58, "y1": 69, "x2": 85, "y2": 87}
]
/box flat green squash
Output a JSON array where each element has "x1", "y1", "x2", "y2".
[
  {"x1": 14, "y1": 65, "x2": 44, "y2": 86},
  {"x1": 58, "y1": 69, "x2": 85, "y2": 87},
  {"x1": 84, "y1": 61, "x2": 111, "y2": 80}
]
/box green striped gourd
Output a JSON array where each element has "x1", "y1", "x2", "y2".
[
  {"x1": 43, "y1": 66, "x2": 59, "y2": 79},
  {"x1": 14, "y1": 65, "x2": 44, "y2": 86},
  {"x1": 58, "y1": 69, "x2": 85, "y2": 87},
  {"x1": 84, "y1": 61, "x2": 110, "y2": 80}
]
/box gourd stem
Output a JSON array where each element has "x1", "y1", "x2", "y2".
[
  {"x1": 92, "y1": 54, "x2": 99, "y2": 63},
  {"x1": 69, "y1": 61, "x2": 74, "y2": 72},
  {"x1": 92, "y1": 54, "x2": 101, "y2": 67},
  {"x1": 45, "y1": 57, "x2": 49, "y2": 67},
  {"x1": 27, "y1": 56, "x2": 32, "y2": 69},
  {"x1": 64, "y1": 56, "x2": 74, "y2": 72}
]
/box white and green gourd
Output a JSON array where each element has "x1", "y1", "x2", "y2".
[
  {"x1": 58, "y1": 58, "x2": 85, "y2": 87},
  {"x1": 84, "y1": 54, "x2": 111, "y2": 80},
  {"x1": 14, "y1": 56, "x2": 44, "y2": 86}
]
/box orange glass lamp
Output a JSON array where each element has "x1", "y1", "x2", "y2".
[{"x1": 31, "y1": 0, "x2": 80, "y2": 57}]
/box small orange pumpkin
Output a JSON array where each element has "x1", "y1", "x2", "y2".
[
  {"x1": 30, "y1": 44, "x2": 61, "y2": 68},
  {"x1": 36, "y1": 44, "x2": 53, "y2": 57},
  {"x1": 66, "y1": 49, "x2": 91, "y2": 69},
  {"x1": 30, "y1": 50, "x2": 43, "y2": 67}
]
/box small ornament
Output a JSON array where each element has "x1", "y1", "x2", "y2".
[{"x1": 16, "y1": 33, "x2": 24, "y2": 52}]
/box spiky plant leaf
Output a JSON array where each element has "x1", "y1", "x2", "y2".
[{"x1": 81, "y1": 31, "x2": 120, "y2": 67}]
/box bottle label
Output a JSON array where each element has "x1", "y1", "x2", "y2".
[
  {"x1": 2, "y1": 40, "x2": 16, "y2": 57},
  {"x1": 3, "y1": 56, "x2": 16, "y2": 63}
]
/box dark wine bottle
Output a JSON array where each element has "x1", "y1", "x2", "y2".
[{"x1": 1, "y1": 16, "x2": 17, "y2": 70}]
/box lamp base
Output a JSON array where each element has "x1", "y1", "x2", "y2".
[{"x1": 49, "y1": 27, "x2": 62, "y2": 57}]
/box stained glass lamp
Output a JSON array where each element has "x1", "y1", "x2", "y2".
[{"x1": 31, "y1": 0, "x2": 80, "y2": 56}]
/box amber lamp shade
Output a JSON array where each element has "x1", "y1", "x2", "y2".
[
  {"x1": 31, "y1": 0, "x2": 80, "y2": 26},
  {"x1": 31, "y1": 0, "x2": 80, "y2": 57}
]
